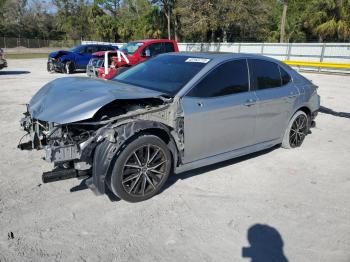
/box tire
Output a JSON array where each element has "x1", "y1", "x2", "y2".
[
  {"x1": 282, "y1": 111, "x2": 308, "y2": 149},
  {"x1": 47, "y1": 62, "x2": 54, "y2": 72},
  {"x1": 109, "y1": 135, "x2": 172, "y2": 202},
  {"x1": 63, "y1": 61, "x2": 74, "y2": 74}
]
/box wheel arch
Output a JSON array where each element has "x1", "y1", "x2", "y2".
[
  {"x1": 59, "y1": 55, "x2": 71, "y2": 63},
  {"x1": 90, "y1": 120, "x2": 180, "y2": 195},
  {"x1": 297, "y1": 106, "x2": 311, "y2": 117},
  {"x1": 293, "y1": 105, "x2": 312, "y2": 126}
]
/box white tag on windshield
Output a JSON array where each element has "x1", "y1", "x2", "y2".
[{"x1": 185, "y1": 58, "x2": 210, "y2": 63}]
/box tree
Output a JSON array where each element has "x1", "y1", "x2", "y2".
[
  {"x1": 280, "y1": 0, "x2": 288, "y2": 42},
  {"x1": 152, "y1": 0, "x2": 174, "y2": 39},
  {"x1": 303, "y1": 0, "x2": 350, "y2": 41},
  {"x1": 96, "y1": 0, "x2": 120, "y2": 17},
  {"x1": 175, "y1": 0, "x2": 272, "y2": 42}
]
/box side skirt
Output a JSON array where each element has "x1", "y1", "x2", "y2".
[{"x1": 174, "y1": 138, "x2": 281, "y2": 174}]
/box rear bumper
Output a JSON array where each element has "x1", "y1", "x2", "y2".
[{"x1": 0, "y1": 59, "x2": 7, "y2": 69}]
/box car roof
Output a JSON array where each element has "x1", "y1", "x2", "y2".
[
  {"x1": 132, "y1": 39, "x2": 176, "y2": 44},
  {"x1": 162, "y1": 52, "x2": 282, "y2": 64},
  {"x1": 80, "y1": 44, "x2": 116, "y2": 47}
]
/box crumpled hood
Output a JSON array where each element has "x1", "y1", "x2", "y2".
[
  {"x1": 28, "y1": 77, "x2": 163, "y2": 124},
  {"x1": 49, "y1": 50, "x2": 71, "y2": 58}
]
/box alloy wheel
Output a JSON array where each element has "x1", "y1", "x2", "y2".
[
  {"x1": 121, "y1": 144, "x2": 168, "y2": 197},
  {"x1": 289, "y1": 114, "x2": 307, "y2": 147}
]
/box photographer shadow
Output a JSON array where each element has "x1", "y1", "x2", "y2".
[{"x1": 242, "y1": 224, "x2": 288, "y2": 262}]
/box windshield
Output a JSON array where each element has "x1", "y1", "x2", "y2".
[
  {"x1": 112, "y1": 55, "x2": 209, "y2": 95},
  {"x1": 119, "y1": 42, "x2": 144, "y2": 55},
  {"x1": 69, "y1": 45, "x2": 83, "y2": 53}
]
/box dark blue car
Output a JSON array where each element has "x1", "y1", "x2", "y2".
[{"x1": 47, "y1": 44, "x2": 118, "y2": 74}]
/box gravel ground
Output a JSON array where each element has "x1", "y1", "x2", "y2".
[{"x1": 0, "y1": 59, "x2": 349, "y2": 262}]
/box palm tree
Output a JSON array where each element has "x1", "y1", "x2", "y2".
[{"x1": 307, "y1": 0, "x2": 350, "y2": 41}]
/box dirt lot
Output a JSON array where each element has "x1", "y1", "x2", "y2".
[{"x1": 0, "y1": 59, "x2": 349, "y2": 262}]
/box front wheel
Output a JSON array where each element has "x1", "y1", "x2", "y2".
[
  {"x1": 110, "y1": 135, "x2": 172, "y2": 202},
  {"x1": 63, "y1": 61, "x2": 74, "y2": 74},
  {"x1": 47, "y1": 61, "x2": 54, "y2": 72},
  {"x1": 282, "y1": 111, "x2": 308, "y2": 149}
]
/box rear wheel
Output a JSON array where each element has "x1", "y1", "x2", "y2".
[
  {"x1": 282, "y1": 111, "x2": 308, "y2": 149},
  {"x1": 110, "y1": 135, "x2": 172, "y2": 202}
]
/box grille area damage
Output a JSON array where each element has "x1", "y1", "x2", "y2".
[{"x1": 18, "y1": 96, "x2": 184, "y2": 194}]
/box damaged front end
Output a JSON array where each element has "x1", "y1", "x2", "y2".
[
  {"x1": 18, "y1": 109, "x2": 99, "y2": 182},
  {"x1": 18, "y1": 94, "x2": 184, "y2": 195},
  {"x1": 47, "y1": 51, "x2": 72, "y2": 73}
]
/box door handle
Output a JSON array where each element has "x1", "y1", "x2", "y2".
[{"x1": 244, "y1": 98, "x2": 256, "y2": 106}]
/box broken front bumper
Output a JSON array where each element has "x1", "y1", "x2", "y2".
[{"x1": 47, "y1": 58, "x2": 64, "y2": 72}]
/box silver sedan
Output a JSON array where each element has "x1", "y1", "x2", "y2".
[{"x1": 19, "y1": 53, "x2": 320, "y2": 202}]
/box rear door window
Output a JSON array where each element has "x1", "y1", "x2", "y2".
[
  {"x1": 85, "y1": 45, "x2": 99, "y2": 54},
  {"x1": 187, "y1": 59, "x2": 249, "y2": 97},
  {"x1": 98, "y1": 46, "x2": 110, "y2": 51},
  {"x1": 248, "y1": 59, "x2": 282, "y2": 90},
  {"x1": 280, "y1": 66, "x2": 291, "y2": 85},
  {"x1": 163, "y1": 42, "x2": 175, "y2": 53},
  {"x1": 147, "y1": 43, "x2": 163, "y2": 56}
]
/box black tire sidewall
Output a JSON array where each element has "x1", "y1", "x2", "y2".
[
  {"x1": 47, "y1": 62, "x2": 52, "y2": 72},
  {"x1": 110, "y1": 135, "x2": 172, "y2": 202},
  {"x1": 282, "y1": 111, "x2": 308, "y2": 149}
]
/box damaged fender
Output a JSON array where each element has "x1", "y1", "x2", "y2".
[{"x1": 90, "y1": 120, "x2": 179, "y2": 195}]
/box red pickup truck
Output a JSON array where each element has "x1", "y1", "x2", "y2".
[{"x1": 87, "y1": 39, "x2": 179, "y2": 80}]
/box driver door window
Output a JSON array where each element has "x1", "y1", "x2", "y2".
[
  {"x1": 187, "y1": 59, "x2": 249, "y2": 97},
  {"x1": 142, "y1": 43, "x2": 163, "y2": 57}
]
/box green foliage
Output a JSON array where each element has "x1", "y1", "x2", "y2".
[
  {"x1": 133, "y1": 7, "x2": 165, "y2": 39},
  {"x1": 303, "y1": 0, "x2": 350, "y2": 41},
  {"x1": 0, "y1": 0, "x2": 350, "y2": 43}
]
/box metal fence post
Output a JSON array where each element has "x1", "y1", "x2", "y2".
[
  {"x1": 320, "y1": 43, "x2": 326, "y2": 62},
  {"x1": 261, "y1": 42, "x2": 265, "y2": 55},
  {"x1": 238, "y1": 42, "x2": 241, "y2": 53},
  {"x1": 287, "y1": 43, "x2": 292, "y2": 60},
  {"x1": 319, "y1": 43, "x2": 326, "y2": 72},
  {"x1": 3, "y1": 36, "x2": 5, "y2": 48}
]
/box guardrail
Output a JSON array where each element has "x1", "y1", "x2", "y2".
[
  {"x1": 178, "y1": 42, "x2": 350, "y2": 73},
  {"x1": 283, "y1": 60, "x2": 350, "y2": 71}
]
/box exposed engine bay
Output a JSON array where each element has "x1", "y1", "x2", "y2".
[{"x1": 18, "y1": 96, "x2": 184, "y2": 193}]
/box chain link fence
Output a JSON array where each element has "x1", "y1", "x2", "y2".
[
  {"x1": 2, "y1": 37, "x2": 350, "y2": 73},
  {"x1": 0, "y1": 36, "x2": 82, "y2": 49}
]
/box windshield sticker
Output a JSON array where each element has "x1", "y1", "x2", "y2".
[{"x1": 185, "y1": 58, "x2": 210, "y2": 63}]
